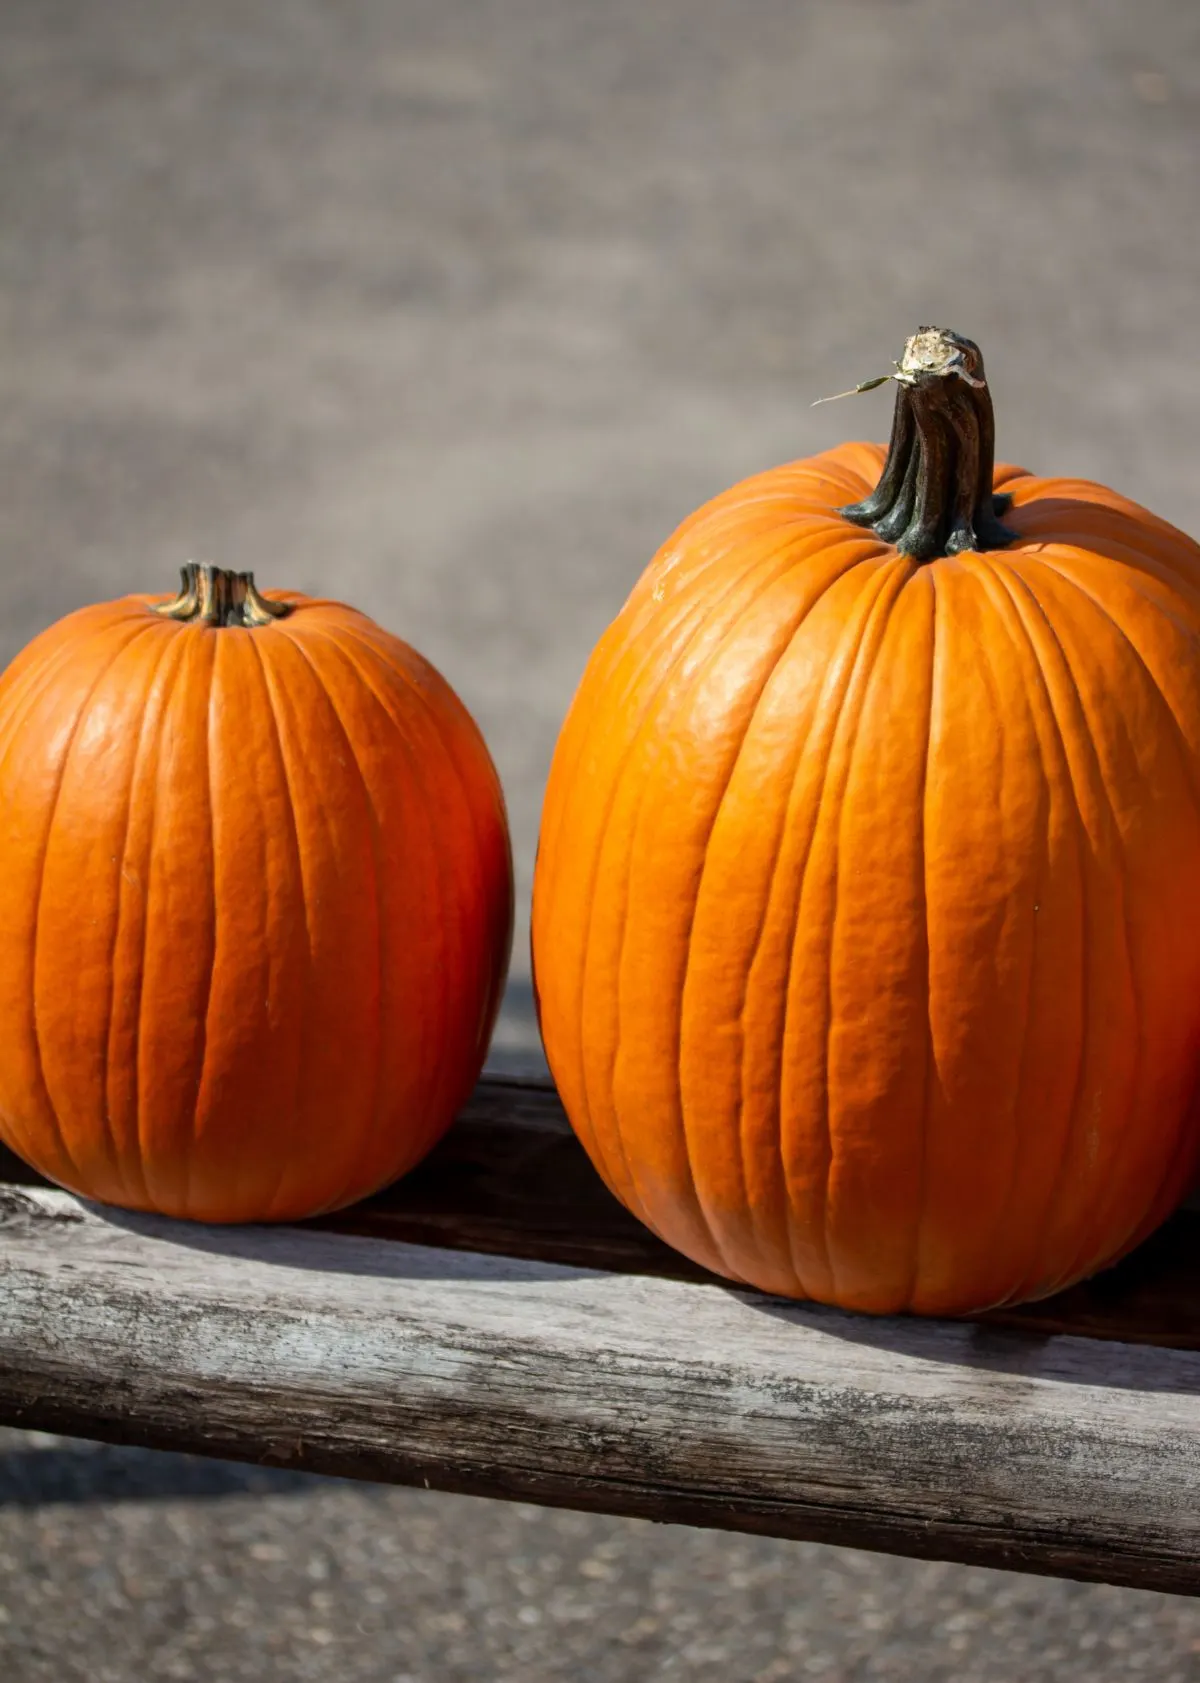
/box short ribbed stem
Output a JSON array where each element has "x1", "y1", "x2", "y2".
[
  {"x1": 154, "y1": 563, "x2": 292, "y2": 628},
  {"x1": 839, "y1": 327, "x2": 1017, "y2": 562}
]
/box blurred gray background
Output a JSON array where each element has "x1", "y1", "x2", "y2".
[{"x1": 3, "y1": 1, "x2": 1200, "y2": 1679}]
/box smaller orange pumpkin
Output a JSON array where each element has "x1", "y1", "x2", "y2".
[{"x1": 0, "y1": 563, "x2": 513, "y2": 1222}]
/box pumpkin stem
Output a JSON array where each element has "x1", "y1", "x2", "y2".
[
  {"x1": 839, "y1": 327, "x2": 1017, "y2": 562},
  {"x1": 153, "y1": 563, "x2": 293, "y2": 629}
]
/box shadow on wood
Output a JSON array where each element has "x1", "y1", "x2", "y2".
[{"x1": 3, "y1": 1076, "x2": 1200, "y2": 1353}]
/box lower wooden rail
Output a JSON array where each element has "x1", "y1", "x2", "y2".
[{"x1": 2, "y1": 1077, "x2": 1200, "y2": 1595}]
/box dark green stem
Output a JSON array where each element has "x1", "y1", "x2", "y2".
[{"x1": 840, "y1": 327, "x2": 1017, "y2": 562}]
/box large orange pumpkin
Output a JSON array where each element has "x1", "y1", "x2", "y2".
[
  {"x1": 0, "y1": 563, "x2": 512, "y2": 1222},
  {"x1": 532, "y1": 327, "x2": 1200, "y2": 1315}
]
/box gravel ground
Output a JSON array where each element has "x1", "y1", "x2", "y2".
[
  {"x1": 4, "y1": 0, "x2": 1200, "y2": 1677},
  {"x1": 3, "y1": 1432, "x2": 1200, "y2": 1683}
]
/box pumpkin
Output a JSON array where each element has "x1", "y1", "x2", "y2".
[
  {"x1": 532, "y1": 327, "x2": 1200, "y2": 1316},
  {"x1": 0, "y1": 563, "x2": 512, "y2": 1222}
]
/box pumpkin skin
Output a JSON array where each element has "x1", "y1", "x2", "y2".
[
  {"x1": 0, "y1": 569, "x2": 513, "y2": 1223},
  {"x1": 532, "y1": 344, "x2": 1200, "y2": 1316}
]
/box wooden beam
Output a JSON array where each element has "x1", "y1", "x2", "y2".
[
  {"x1": 4, "y1": 1077, "x2": 1200, "y2": 1349},
  {"x1": 2, "y1": 1181, "x2": 1200, "y2": 1595}
]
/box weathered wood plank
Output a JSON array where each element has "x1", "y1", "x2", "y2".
[
  {"x1": 3, "y1": 1075, "x2": 1200, "y2": 1348},
  {"x1": 2, "y1": 1183, "x2": 1200, "y2": 1594}
]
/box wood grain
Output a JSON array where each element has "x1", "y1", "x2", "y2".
[
  {"x1": 3, "y1": 1076, "x2": 1200, "y2": 1347},
  {"x1": 3, "y1": 1182, "x2": 1200, "y2": 1594}
]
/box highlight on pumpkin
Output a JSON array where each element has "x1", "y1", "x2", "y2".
[
  {"x1": 0, "y1": 566, "x2": 513, "y2": 1223},
  {"x1": 532, "y1": 325, "x2": 1200, "y2": 1318}
]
